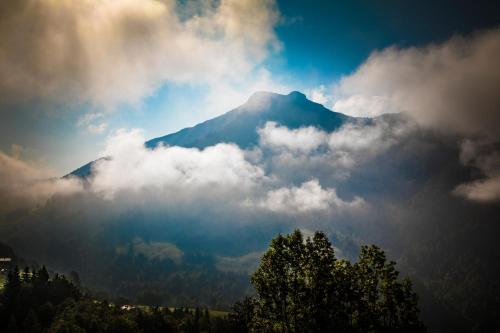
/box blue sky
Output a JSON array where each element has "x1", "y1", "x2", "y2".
[
  {"x1": 0, "y1": 0, "x2": 499, "y2": 174},
  {"x1": 276, "y1": 0, "x2": 500, "y2": 80},
  {"x1": 119, "y1": 0, "x2": 500, "y2": 140}
]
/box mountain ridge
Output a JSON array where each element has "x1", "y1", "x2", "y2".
[
  {"x1": 145, "y1": 91, "x2": 357, "y2": 149},
  {"x1": 69, "y1": 91, "x2": 369, "y2": 178}
]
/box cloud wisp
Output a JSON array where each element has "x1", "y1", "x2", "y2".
[
  {"x1": 259, "y1": 119, "x2": 412, "y2": 182},
  {"x1": 0, "y1": 148, "x2": 82, "y2": 217},
  {"x1": 89, "y1": 129, "x2": 266, "y2": 200},
  {"x1": 454, "y1": 140, "x2": 500, "y2": 202},
  {"x1": 87, "y1": 127, "x2": 367, "y2": 217},
  {"x1": 116, "y1": 238, "x2": 184, "y2": 264},
  {"x1": 250, "y1": 179, "x2": 365, "y2": 214},
  {"x1": 1, "y1": 120, "x2": 379, "y2": 222},
  {"x1": 258, "y1": 121, "x2": 327, "y2": 153}
]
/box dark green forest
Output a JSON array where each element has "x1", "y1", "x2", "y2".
[{"x1": 0, "y1": 231, "x2": 424, "y2": 333}]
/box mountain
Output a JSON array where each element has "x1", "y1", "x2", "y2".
[
  {"x1": 146, "y1": 91, "x2": 354, "y2": 149},
  {"x1": 69, "y1": 91, "x2": 365, "y2": 178},
  {"x1": 18, "y1": 91, "x2": 500, "y2": 330}
]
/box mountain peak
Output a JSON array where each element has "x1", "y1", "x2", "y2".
[
  {"x1": 144, "y1": 90, "x2": 351, "y2": 151},
  {"x1": 247, "y1": 90, "x2": 307, "y2": 102},
  {"x1": 245, "y1": 90, "x2": 308, "y2": 110},
  {"x1": 287, "y1": 91, "x2": 307, "y2": 100},
  {"x1": 246, "y1": 91, "x2": 277, "y2": 103}
]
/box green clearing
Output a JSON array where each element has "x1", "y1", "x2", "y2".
[
  {"x1": 206, "y1": 309, "x2": 229, "y2": 318},
  {"x1": 161, "y1": 307, "x2": 229, "y2": 318},
  {"x1": 108, "y1": 304, "x2": 230, "y2": 318}
]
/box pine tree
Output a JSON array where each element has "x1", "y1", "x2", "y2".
[
  {"x1": 6, "y1": 316, "x2": 18, "y2": 333},
  {"x1": 23, "y1": 309, "x2": 42, "y2": 333}
]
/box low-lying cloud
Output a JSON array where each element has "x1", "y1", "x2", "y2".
[
  {"x1": 454, "y1": 140, "x2": 500, "y2": 202},
  {"x1": 90, "y1": 129, "x2": 265, "y2": 200},
  {"x1": 1, "y1": 120, "x2": 380, "y2": 222},
  {"x1": 116, "y1": 238, "x2": 184, "y2": 264},
  {"x1": 0, "y1": 148, "x2": 82, "y2": 217},
  {"x1": 216, "y1": 251, "x2": 262, "y2": 273},
  {"x1": 259, "y1": 121, "x2": 327, "y2": 153},
  {"x1": 251, "y1": 179, "x2": 365, "y2": 214},
  {"x1": 332, "y1": 28, "x2": 500, "y2": 202},
  {"x1": 86, "y1": 127, "x2": 368, "y2": 216},
  {"x1": 259, "y1": 118, "x2": 412, "y2": 181}
]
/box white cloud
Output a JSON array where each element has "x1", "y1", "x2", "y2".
[
  {"x1": 87, "y1": 123, "x2": 108, "y2": 134},
  {"x1": 89, "y1": 129, "x2": 266, "y2": 199},
  {"x1": 253, "y1": 179, "x2": 365, "y2": 214},
  {"x1": 331, "y1": 28, "x2": 500, "y2": 202},
  {"x1": 0, "y1": 0, "x2": 280, "y2": 109},
  {"x1": 329, "y1": 123, "x2": 387, "y2": 151},
  {"x1": 1, "y1": 118, "x2": 412, "y2": 220},
  {"x1": 333, "y1": 95, "x2": 392, "y2": 118},
  {"x1": 258, "y1": 121, "x2": 327, "y2": 153},
  {"x1": 77, "y1": 113, "x2": 104, "y2": 127},
  {"x1": 259, "y1": 120, "x2": 409, "y2": 174},
  {"x1": 85, "y1": 127, "x2": 373, "y2": 214},
  {"x1": 0, "y1": 148, "x2": 82, "y2": 216},
  {"x1": 333, "y1": 28, "x2": 500, "y2": 139},
  {"x1": 454, "y1": 143, "x2": 500, "y2": 202},
  {"x1": 454, "y1": 175, "x2": 500, "y2": 203},
  {"x1": 77, "y1": 113, "x2": 108, "y2": 134},
  {"x1": 118, "y1": 238, "x2": 184, "y2": 264},
  {"x1": 327, "y1": 121, "x2": 406, "y2": 167},
  {"x1": 201, "y1": 69, "x2": 290, "y2": 118},
  {"x1": 1, "y1": 123, "x2": 382, "y2": 218},
  {"x1": 306, "y1": 85, "x2": 331, "y2": 106},
  {"x1": 216, "y1": 251, "x2": 262, "y2": 273}
]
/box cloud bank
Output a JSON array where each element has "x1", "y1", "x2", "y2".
[
  {"x1": 333, "y1": 28, "x2": 500, "y2": 138},
  {"x1": 332, "y1": 28, "x2": 500, "y2": 202},
  {"x1": 259, "y1": 118, "x2": 411, "y2": 183},
  {"x1": 0, "y1": 0, "x2": 280, "y2": 109},
  {"x1": 85, "y1": 127, "x2": 370, "y2": 218},
  {"x1": 89, "y1": 129, "x2": 265, "y2": 200},
  {"x1": 259, "y1": 121, "x2": 327, "y2": 153},
  {"x1": 1, "y1": 120, "x2": 379, "y2": 223}
]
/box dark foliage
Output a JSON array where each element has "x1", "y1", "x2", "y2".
[
  {"x1": 0, "y1": 265, "x2": 231, "y2": 333},
  {"x1": 0, "y1": 231, "x2": 425, "y2": 333},
  {"x1": 239, "y1": 230, "x2": 425, "y2": 333},
  {"x1": 0, "y1": 266, "x2": 81, "y2": 333}
]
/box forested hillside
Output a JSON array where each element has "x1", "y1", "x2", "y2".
[{"x1": 0, "y1": 231, "x2": 424, "y2": 333}]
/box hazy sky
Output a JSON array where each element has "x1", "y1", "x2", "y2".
[{"x1": 0, "y1": 0, "x2": 499, "y2": 175}]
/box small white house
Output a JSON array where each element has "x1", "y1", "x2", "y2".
[
  {"x1": 121, "y1": 305, "x2": 135, "y2": 311},
  {"x1": 0, "y1": 257, "x2": 12, "y2": 271}
]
